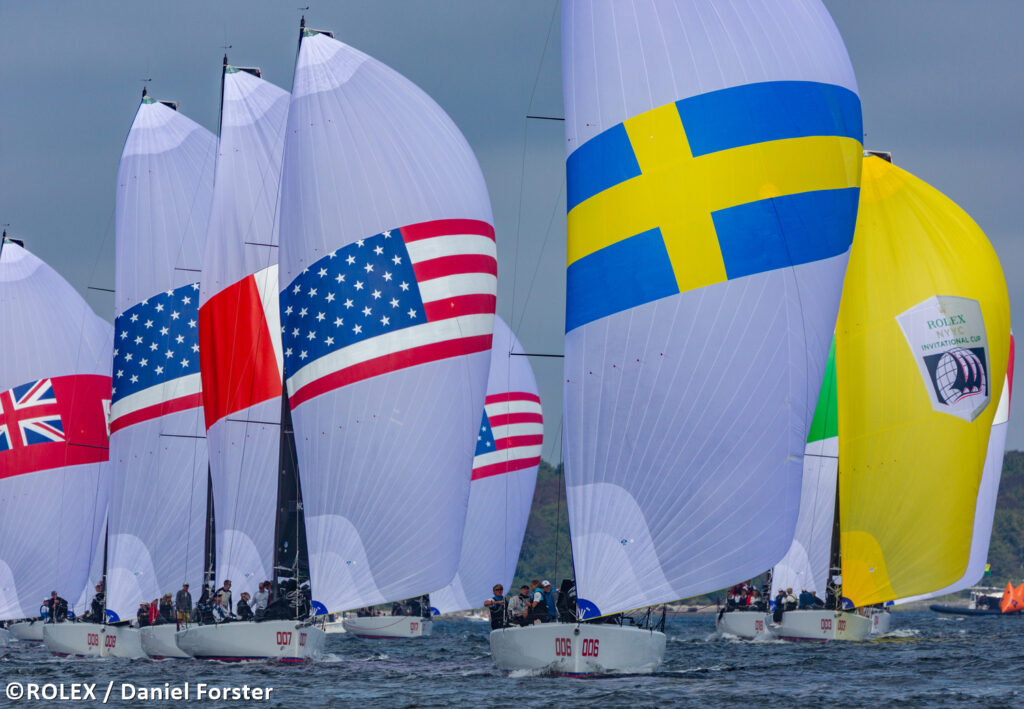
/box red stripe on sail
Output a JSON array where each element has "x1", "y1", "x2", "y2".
[
  {"x1": 471, "y1": 456, "x2": 542, "y2": 481},
  {"x1": 485, "y1": 391, "x2": 541, "y2": 405},
  {"x1": 495, "y1": 434, "x2": 544, "y2": 451},
  {"x1": 486, "y1": 412, "x2": 544, "y2": 428},
  {"x1": 400, "y1": 219, "x2": 495, "y2": 243},
  {"x1": 423, "y1": 294, "x2": 496, "y2": 322},
  {"x1": 290, "y1": 334, "x2": 493, "y2": 409},
  {"x1": 412, "y1": 254, "x2": 497, "y2": 282},
  {"x1": 109, "y1": 393, "x2": 203, "y2": 434},
  {"x1": 198, "y1": 274, "x2": 282, "y2": 430}
]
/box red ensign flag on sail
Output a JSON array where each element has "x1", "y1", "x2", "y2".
[{"x1": 0, "y1": 374, "x2": 110, "y2": 479}]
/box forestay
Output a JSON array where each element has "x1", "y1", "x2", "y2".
[
  {"x1": 838, "y1": 156, "x2": 1011, "y2": 606},
  {"x1": 107, "y1": 98, "x2": 216, "y2": 621},
  {"x1": 278, "y1": 31, "x2": 495, "y2": 611},
  {"x1": 433, "y1": 316, "x2": 542, "y2": 614},
  {"x1": 0, "y1": 244, "x2": 112, "y2": 620},
  {"x1": 199, "y1": 67, "x2": 289, "y2": 602},
  {"x1": 561, "y1": 0, "x2": 862, "y2": 616},
  {"x1": 772, "y1": 340, "x2": 838, "y2": 598}
]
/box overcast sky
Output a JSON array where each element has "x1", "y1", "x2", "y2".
[{"x1": 1, "y1": 1, "x2": 1021, "y2": 456}]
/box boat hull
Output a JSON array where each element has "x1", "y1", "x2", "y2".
[
  {"x1": 8, "y1": 621, "x2": 45, "y2": 642},
  {"x1": 43, "y1": 623, "x2": 115, "y2": 657},
  {"x1": 930, "y1": 604, "x2": 1016, "y2": 616},
  {"x1": 0, "y1": 628, "x2": 11, "y2": 656},
  {"x1": 323, "y1": 620, "x2": 347, "y2": 634},
  {"x1": 175, "y1": 620, "x2": 325, "y2": 662},
  {"x1": 868, "y1": 609, "x2": 892, "y2": 636},
  {"x1": 715, "y1": 611, "x2": 773, "y2": 639},
  {"x1": 489, "y1": 622, "x2": 666, "y2": 676},
  {"x1": 140, "y1": 624, "x2": 192, "y2": 658},
  {"x1": 342, "y1": 616, "x2": 433, "y2": 639},
  {"x1": 109, "y1": 627, "x2": 147, "y2": 659},
  {"x1": 775, "y1": 609, "x2": 872, "y2": 642}
]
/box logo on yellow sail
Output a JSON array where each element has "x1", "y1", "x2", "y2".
[{"x1": 896, "y1": 295, "x2": 990, "y2": 422}]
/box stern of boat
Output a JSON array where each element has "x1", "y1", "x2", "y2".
[{"x1": 489, "y1": 622, "x2": 666, "y2": 676}]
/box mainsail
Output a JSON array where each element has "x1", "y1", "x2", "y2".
[
  {"x1": 433, "y1": 316, "x2": 543, "y2": 614},
  {"x1": 771, "y1": 340, "x2": 839, "y2": 598},
  {"x1": 0, "y1": 243, "x2": 113, "y2": 619},
  {"x1": 561, "y1": 0, "x2": 862, "y2": 616},
  {"x1": 199, "y1": 65, "x2": 289, "y2": 601},
  {"x1": 838, "y1": 155, "x2": 1011, "y2": 606},
  {"x1": 278, "y1": 30, "x2": 496, "y2": 611},
  {"x1": 106, "y1": 97, "x2": 217, "y2": 621}
]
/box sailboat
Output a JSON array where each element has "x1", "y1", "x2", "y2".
[
  {"x1": 176, "y1": 54, "x2": 325, "y2": 662},
  {"x1": 0, "y1": 239, "x2": 113, "y2": 651},
  {"x1": 491, "y1": 0, "x2": 862, "y2": 675},
  {"x1": 276, "y1": 21, "x2": 496, "y2": 637},
  {"x1": 762, "y1": 153, "x2": 1012, "y2": 641},
  {"x1": 429, "y1": 315, "x2": 543, "y2": 620},
  {"x1": 52, "y1": 92, "x2": 218, "y2": 659}
]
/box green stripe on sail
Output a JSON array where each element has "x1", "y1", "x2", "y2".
[{"x1": 807, "y1": 337, "x2": 838, "y2": 443}]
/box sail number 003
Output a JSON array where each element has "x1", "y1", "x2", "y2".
[{"x1": 555, "y1": 637, "x2": 599, "y2": 657}]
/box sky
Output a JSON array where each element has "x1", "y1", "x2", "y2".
[{"x1": 1, "y1": 1, "x2": 1021, "y2": 457}]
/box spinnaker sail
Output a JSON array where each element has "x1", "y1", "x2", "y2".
[
  {"x1": 897, "y1": 333, "x2": 1014, "y2": 605},
  {"x1": 0, "y1": 243, "x2": 113, "y2": 620},
  {"x1": 278, "y1": 30, "x2": 496, "y2": 612},
  {"x1": 199, "y1": 65, "x2": 289, "y2": 602},
  {"x1": 106, "y1": 96, "x2": 217, "y2": 621},
  {"x1": 562, "y1": 0, "x2": 862, "y2": 616},
  {"x1": 433, "y1": 316, "x2": 542, "y2": 614},
  {"x1": 837, "y1": 155, "x2": 1011, "y2": 606}
]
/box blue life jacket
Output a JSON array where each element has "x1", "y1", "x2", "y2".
[{"x1": 542, "y1": 589, "x2": 556, "y2": 618}]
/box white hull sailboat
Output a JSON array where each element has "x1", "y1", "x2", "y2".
[
  {"x1": 773, "y1": 610, "x2": 872, "y2": 642},
  {"x1": 532, "y1": 0, "x2": 862, "y2": 674},
  {"x1": 490, "y1": 623, "x2": 666, "y2": 677},
  {"x1": 176, "y1": 620, "x2": 325, "y2": 662},
  {"x1": 140, "y1": 624, "x2": 191, "y2": 659},
  {"x1": 7, "y1": 621, "x2": 44, "y2": 642},
  {"x1": 0, "y1": 241, "x2": 113, "y2": 654},
  {"x1": 342, "y1": 616, "x2": 433, "y2": 639},
  {"x1": 714, "y1": 611, "x2": 773, "y2": 640},
  {"x1": 42, "y1": 624, "x2": 145, "y2": 659}
]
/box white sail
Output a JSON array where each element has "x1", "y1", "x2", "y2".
[
  {"x1": 0, "y1": 243, "x2": 112, "y2": 620},
  {"x1": 199, "y1": 67, "x2": 289, "y2": 602},
  {"x1": 278, "y1": 30, "x2": 495, "y2": 611},
  {"x1": 106, "y1": 98, "x2": 216, "y2": 621},
  {"x1": 772, "y1": 342, "x2": 838, "y2": 598},
  {"x1": 562, "y1": 0, "x2": 862, "y2": 616},
  {"x1": 433, "y1": 316, "x2": 542, "y2": 614}
]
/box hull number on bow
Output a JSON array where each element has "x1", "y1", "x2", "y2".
[
  {"x1": 555, "y1": 638, "x2": 572, "y2": 656},
  {"x1": 276, "y1": 631, "x2": 292, "y2": 647},
  {"x1": 410, "y1": 622, "x2": 419, "y2": 633},
  {"x1": 820, "y1": 618, "x2": 833, "y2": 631},
  {"x1": 581, "y1": 638, "x2": 600, "y2": 657}
]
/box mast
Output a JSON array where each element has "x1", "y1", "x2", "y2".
[
  {"x1": 272, "y1": 388, "x2": 310, "y2": 617},
  {"x1": 827, "y1": 475, "x2": 842, "y2": 609}
]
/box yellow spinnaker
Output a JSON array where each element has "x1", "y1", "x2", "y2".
[{"x1": 837, "y1": 156, "x2": 1011, "y2": 607}]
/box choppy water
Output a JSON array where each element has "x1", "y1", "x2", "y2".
[{"x1": 2, "y1": 612, "x2": 1021, "y2": 707}]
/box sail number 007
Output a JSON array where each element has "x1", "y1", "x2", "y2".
[{"x1": 555, "y1": 637, "x2": 599, "y2": 657}]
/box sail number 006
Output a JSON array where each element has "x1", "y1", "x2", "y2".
[{"x1": 555, "y1": 637, "x2": 599, "y2": 657}]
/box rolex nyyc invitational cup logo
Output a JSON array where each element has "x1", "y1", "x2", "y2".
[{"x1": 897, "y1": 295, "x2": 990, "y2": 422}]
